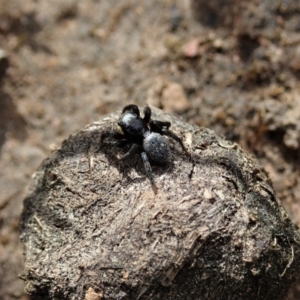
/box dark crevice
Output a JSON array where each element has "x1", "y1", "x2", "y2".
[
  {"x1": 188, "y1": 162, "x2": 196, "y2": 180},
  {"x1": 237, "y1": 33, "x2": 260, "y2": 62}
]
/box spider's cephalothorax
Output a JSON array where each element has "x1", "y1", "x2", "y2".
[{"x1": 101, "y1": 104, "x2": 189, "y2": 193}]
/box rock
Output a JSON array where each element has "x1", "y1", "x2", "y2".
[
  {"x1": 148, "y1": 79, "x2": 190, "y2": 113},
  {"x1": 182, "y1": 38, "x2": 199, "y2": 58},
  {"x1": 20, "y1": 107, "x2": 300, "y2": 300}
]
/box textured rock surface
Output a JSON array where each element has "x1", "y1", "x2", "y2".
[{"x1": 20, "y1": 108, "x2": 300, "y2": 300}]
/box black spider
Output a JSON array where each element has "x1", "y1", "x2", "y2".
[{"x1": 101, "y1": 104, "x2": 189, "y2": 193}]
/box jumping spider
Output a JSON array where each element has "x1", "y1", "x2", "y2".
[{"x1": 101, "y1": 104, "x2": 189, "y2": 193}]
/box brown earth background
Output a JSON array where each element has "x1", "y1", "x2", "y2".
[{"x1": 0, "y1": 0, "x2": 300, "y2": 299}]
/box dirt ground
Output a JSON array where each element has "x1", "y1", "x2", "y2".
[{"x1": 0, "y1": 0, "x2": 299, "y2": 299}]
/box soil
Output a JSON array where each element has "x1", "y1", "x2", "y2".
[{"x1": 0, "y1": 0, "x2": 300, "y2": 299}]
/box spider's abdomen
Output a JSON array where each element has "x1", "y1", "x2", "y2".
[{"x1": 143, "y1": 133, "x2": 171, "y2": 164}]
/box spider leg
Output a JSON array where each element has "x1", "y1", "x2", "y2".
[
  {"x1": 101, "y1": 130, "x2": 128, "y2": 150},
  {"x1": 122, "y1": 104, "x2": 140, "y2": 116},
  {"x1": 143, "y1": 106, "x2": 151, "y2": 124},
  {"x1": 141, "y1": 151, "x2": 158, "y2": 194},
  {"x1": 162, "y1": 129, "x2": 189, "y2": 155},
  {"x1": 119, "y1": 143, "x2": 139, "y2": 160},
  {"x1": 150, "y1": 120, "x2": 171, "y2": 132},
  {"x1": 101, "y1": 130, "x2": 124, "y2": 142},
  {"x1": 150, "y1": 120, "x2": 190, "y2": 157}
]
